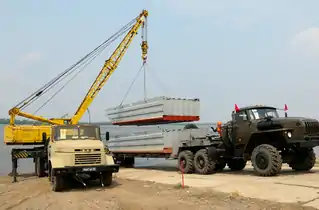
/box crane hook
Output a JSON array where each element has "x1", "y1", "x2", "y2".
[{"x1": 141, "y1": 41, "x2": 148, "y2": 64}]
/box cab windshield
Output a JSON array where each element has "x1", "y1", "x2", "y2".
[
  {"x1": 248, "y1": 108, "x2": 279, "y2": 120},
  {"x1": 55, "y1": 126, "x2": 100, "y2": 140}
]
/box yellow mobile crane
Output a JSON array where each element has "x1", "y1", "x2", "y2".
[{"x1": 4, "y1": 10, "x2": 149, "y2": 190}]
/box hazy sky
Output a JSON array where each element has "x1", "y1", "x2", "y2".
[{"x1": 1, "y1": 0, "x2": 319, "y2": 123}]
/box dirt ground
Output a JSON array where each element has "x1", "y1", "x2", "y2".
[{"x1": 0, "y1": 174, "x2": 316, "y2": 210}]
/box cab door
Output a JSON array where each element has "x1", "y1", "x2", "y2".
[{"x1": 231, "y1": 110, "x2": 251, "y2": 157}]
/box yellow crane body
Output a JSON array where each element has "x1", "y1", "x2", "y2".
[
  {"x1": 4, "y1": 125, "x2": 51, "y2": 145},
  {"x1": 4, "y1": 10, "x2": 149, "y2": 145}
]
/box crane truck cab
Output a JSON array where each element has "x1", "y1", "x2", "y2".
[
  {"x1": 48, "y1": 124, "x2": 119, "y2": 192},
  {"x1": 220, "y1": 104, "x2": 319, "y2": 176}
]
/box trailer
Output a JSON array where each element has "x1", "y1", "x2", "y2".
[{"x1": 106, "y1": 124, "x2": 226, "y2": 173}]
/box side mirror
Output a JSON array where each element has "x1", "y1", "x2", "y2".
[{"x1": 105, "y1": 131, "x2": 110, "y2": 141}]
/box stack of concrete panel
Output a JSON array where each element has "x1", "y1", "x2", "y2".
[
  {"x1": 107, "y1": 127, "x2": 211, "y2": 156},
  {"x1": 106, "y1": 96, "x2": 200, "y2": 126}
]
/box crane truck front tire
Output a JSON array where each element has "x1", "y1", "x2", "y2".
[
  {"x1": 178, "y1": 150, "x2": 194, "y2": 174},
  {"x1": 251, "y1": 144, "x2": 282, "y2": 176},
  {"x1": 51, "y1": 170, "x2": 65, "y2": 192},
  {"x1": 100, "y1": 172, "x2": 113, "y2": 187}
]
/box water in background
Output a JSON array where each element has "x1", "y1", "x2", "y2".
[{"x1": 1, "y1": 124, "x2": 318, "y2": 175}]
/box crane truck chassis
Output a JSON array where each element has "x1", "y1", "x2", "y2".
[
  {"x1": 107, "y1": 105, "x2": 319, "y2": 176},
  {"x1": 10, "y1": 124, "x2": 119, "y2": 191}
]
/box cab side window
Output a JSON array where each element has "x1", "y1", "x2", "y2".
[{"x1": 234, "y1": 111, "x2": 248, "y2": 122}]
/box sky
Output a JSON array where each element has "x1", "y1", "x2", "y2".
[{"x1": 1, "y1": 0, "x2": 319, "y2": 123}]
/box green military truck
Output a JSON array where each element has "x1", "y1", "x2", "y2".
[{"x1": 212, "y1": 105, "x2": 318, "y2": 176}]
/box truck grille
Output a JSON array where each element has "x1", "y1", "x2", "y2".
[
  {"x1": 303, "y1": 121, "x2": 319, "y2": 135},
  {"x1": 75, "y1": 153, "x2": 101, "y2": 165}
]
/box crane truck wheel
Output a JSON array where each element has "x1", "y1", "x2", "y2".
[
  {"x1": 288, "y1": 148, "x2": 316, "y2": 171},
  {"x1": 100, "y1": 172, "x2": 113, "y2": 187},
  {"x1": 251, "y1": 144, "x2": 282, "y2": 176},
  {"x1": 227, "y1": 159, "x2": 246, "y2": 171},
  {"x1": 178, "y1": 150, "x2": 194, "y2": 174},
  {"x1": 194, "y1": 149, "x2": 216, "y2": 175},
  {"x1": 51, "y1": 169, "x2": 65, "y2": 192}
]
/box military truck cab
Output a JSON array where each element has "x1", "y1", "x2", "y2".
[
  {"x1": 48, "y1": 124, "x2": 119, "y2": 192},
  {"x1": 221, "y1": 105, "x2": 319, "y2": 176}
]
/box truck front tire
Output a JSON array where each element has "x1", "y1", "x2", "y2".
[
  {"x1": 101, "y1": 172, "x2": 113, "y2": 186},
  {"x1": 289, "y1": 148, "x2": 316, "y2": 171},
  {"x1": 251, "y1": 144, "x2": 282, "y2": 176},
  {"x1": 51, "y1": 170, "x2": 65, "y2": 192},
  {"x1": 178, "y1": 150, "x2": 194, "y2": 174},
  {"x1": 194, "y1": 149, "x2": 215, "y2": 174}
]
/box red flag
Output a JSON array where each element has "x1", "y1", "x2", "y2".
[
  {"x1": 284, "y1": 104, "x2": 288, "y2": 111},
  {"x1": 235, "y1": 104, "x2": 240, "y2": 112}
]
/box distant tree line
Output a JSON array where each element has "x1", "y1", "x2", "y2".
[{"x1": 0, "y1": 118, "x2": 41, "y2": 125}]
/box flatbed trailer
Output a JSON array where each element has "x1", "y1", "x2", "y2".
[{"x1": 106, "y1": 125, "x2": 226, "y2": 173}]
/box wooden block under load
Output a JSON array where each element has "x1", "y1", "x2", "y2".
[{"x1": 106, "y1": 96, "x2": 200, "y2": 125}]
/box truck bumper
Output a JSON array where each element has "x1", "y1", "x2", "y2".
[
  {"x1": 290, "y1": 136, "x2": 319, "y2": 148},
  {"x1": 52, "y1": 164, "x2": 119, "y2": 176}
]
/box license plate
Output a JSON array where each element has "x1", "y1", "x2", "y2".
[{"x1": 82, "y1": 167, "x2": 96, "y2": 172}]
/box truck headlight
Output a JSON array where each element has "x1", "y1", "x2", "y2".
[{"x1": 287, "y1": 132, "x2": 292, "y2": 138}]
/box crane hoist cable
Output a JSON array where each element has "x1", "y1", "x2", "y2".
[
  {"x1": 9, "y1": 9, "x2": 149, "y2": 127},
  {"x1": 15, "y1": 17, "x2": 137, "y2": 112},
  {"x1": 18, "y1": 19, "x2": 138, "y2": 126},
  {"x1": 20, "y1": 22, "x2": 136, "y2": 125},
  {"x1": 118, "y1": 17, "x2": 149, "y2": 106},
  {"x1": 32, "y1": 26, "x2": 134, "y2": 114}
]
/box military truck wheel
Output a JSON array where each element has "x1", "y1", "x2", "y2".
[
  {"x1": 101, "y1": 172, "x2": 112, "y2": 186},
  {"x1": 215, "y1": 159, "x2": 226, "y2": 172},
  {"x1": 227, "y1": 159, "x2": 246, "y2": 171},
  {"x1": 194, "y1": 149, "x2": 215, "y2": 174},
  {"x1": 51, "y1": 170, "x2": 65, "y2": 192},
  {"x1": 289, "y1": 148, "x2": 316, "y2": 171},
  {"x1": 251, "y1": 144, "x2": 282, "y2": 176},
  {"x1": 178, "y1": 150, "x2": 194, "y2": 174}
]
